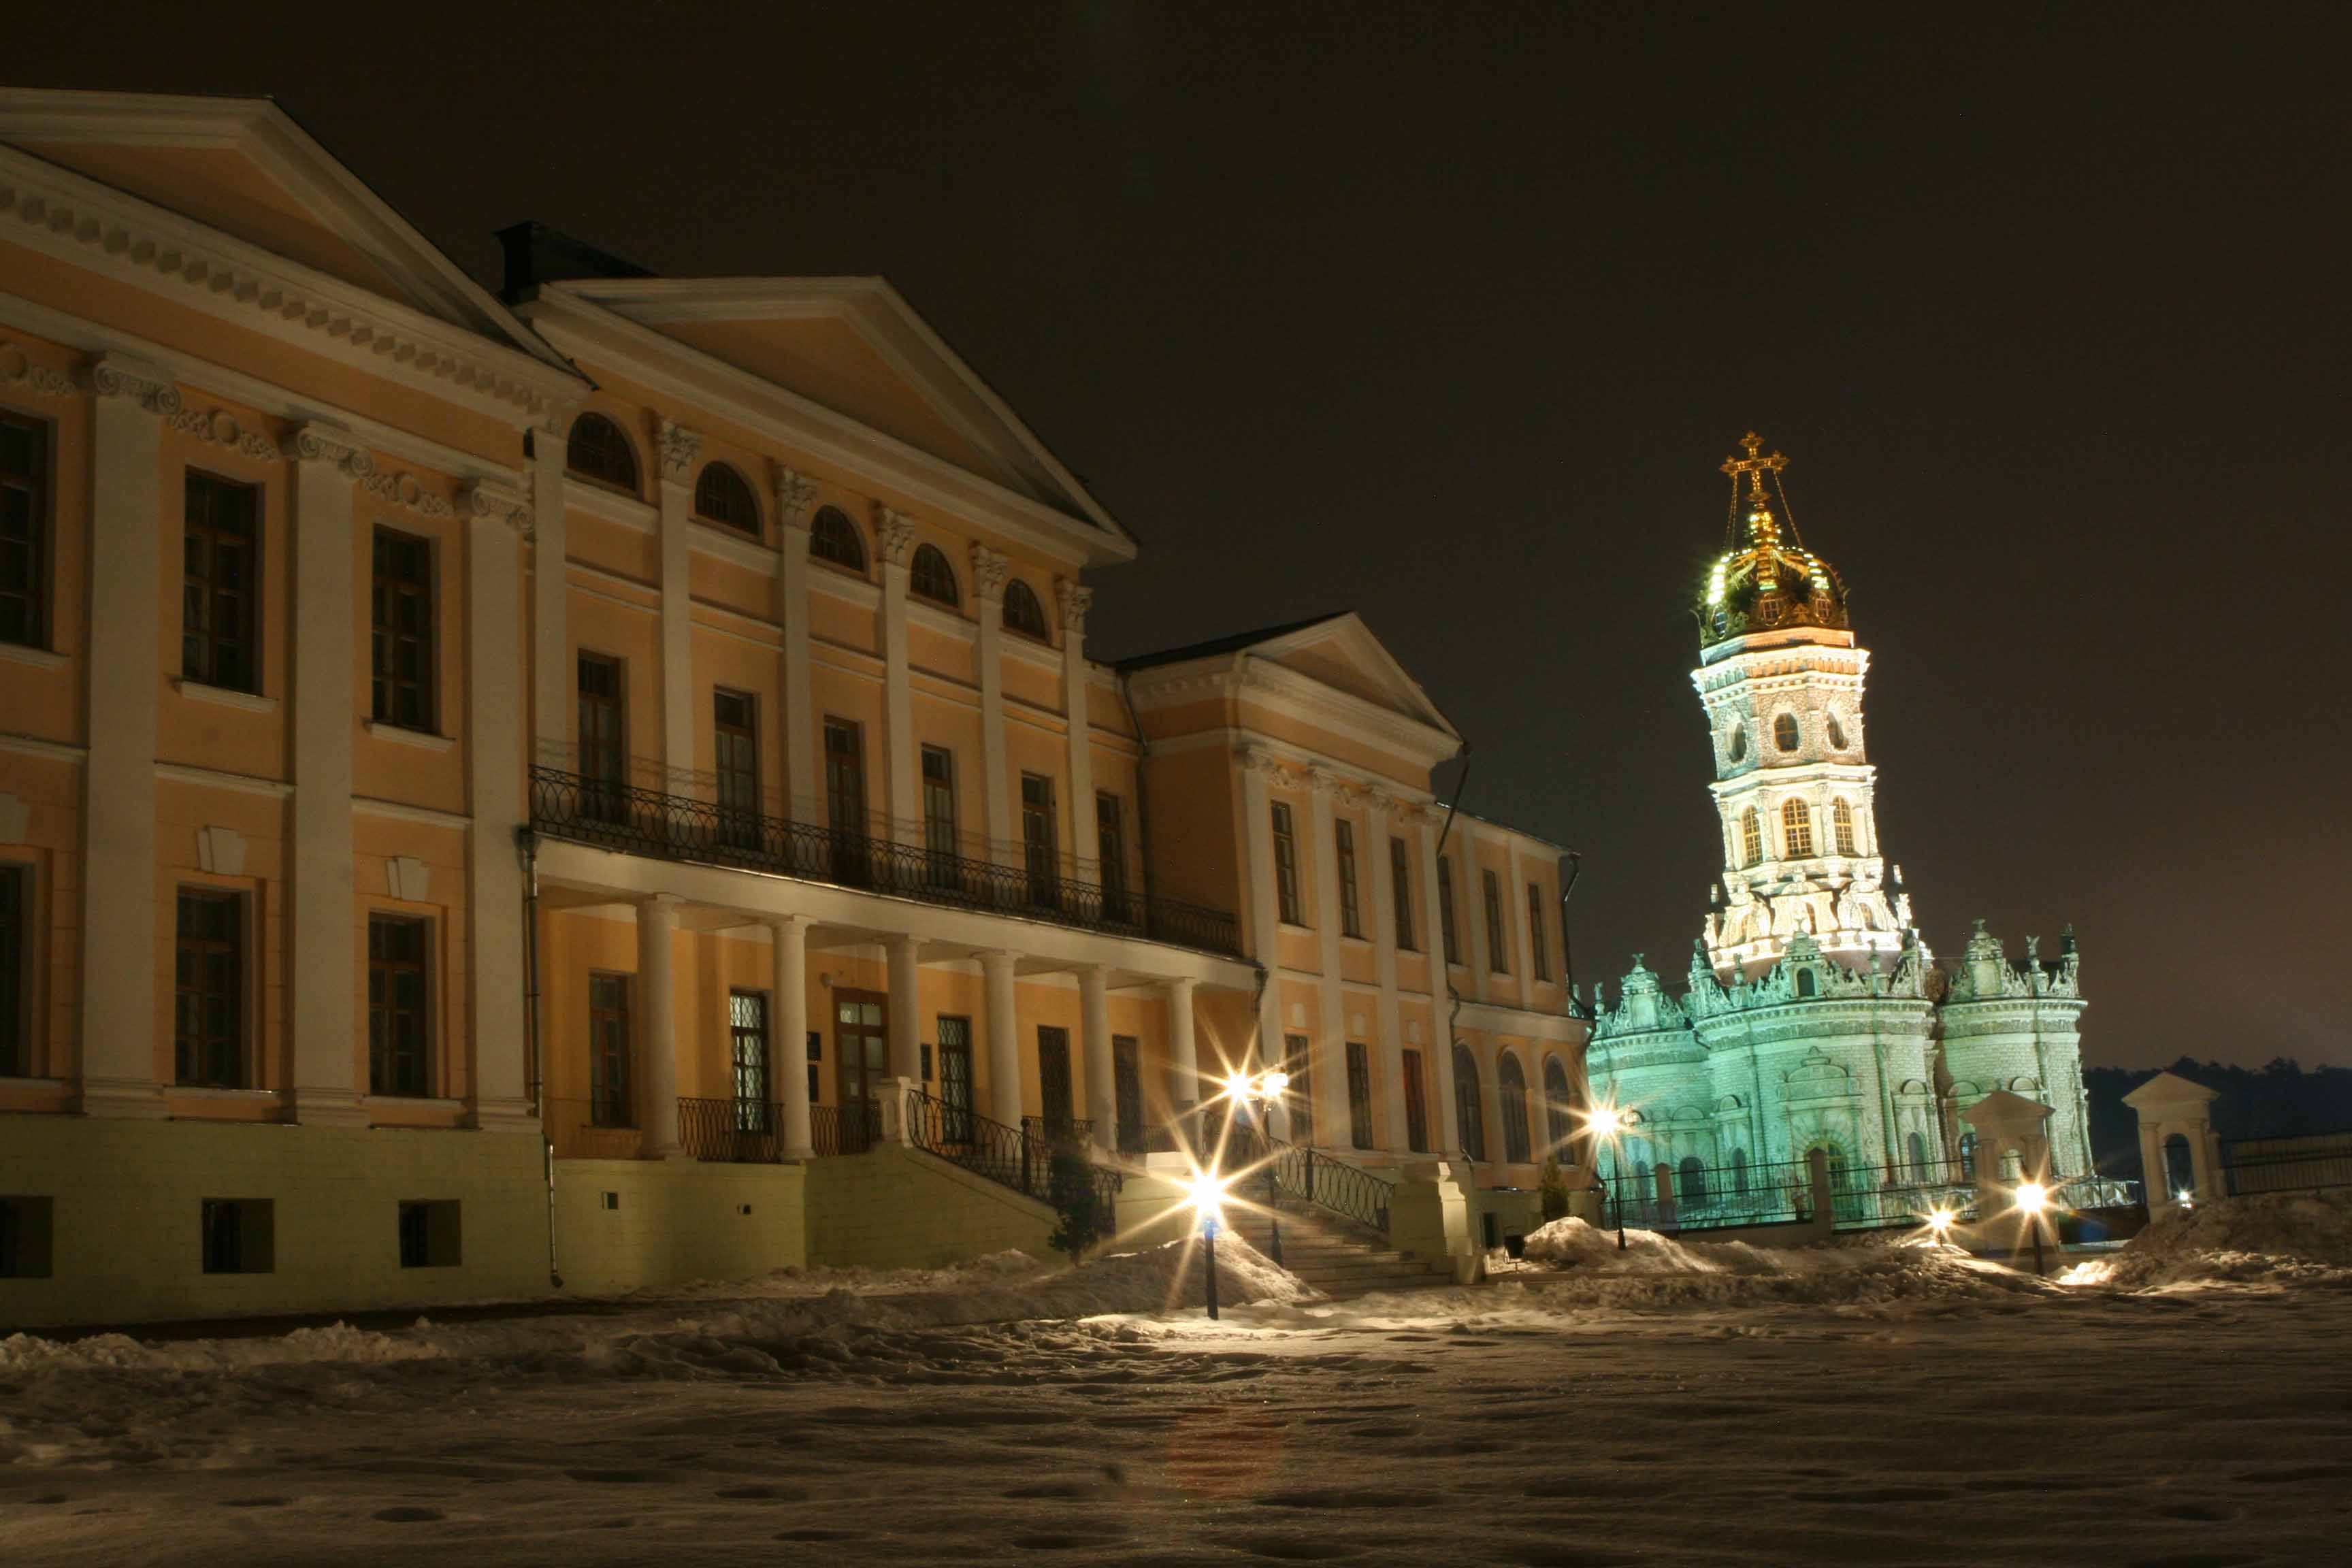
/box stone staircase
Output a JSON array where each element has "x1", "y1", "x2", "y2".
[{"x1": 1224, "y1": 1196, "x2": 1456, "y2": 1299}]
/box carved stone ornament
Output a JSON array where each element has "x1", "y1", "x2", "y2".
[
  {"x1": 84, "y1": 355, "x2": 181, "y2": 414},
  {"x1": 1237, "y1": 743, "x2": 1290, "y2": 782},
  {"x1": 0, "y1": 343, "x2": 74, "y2": 399},
  {"x1": 970, "y1": 544, "x2": 1011, "y2": 601},
  {"x1": 290, "y1": 422, "x2": 376, "y2": 477},
  {"x1": 460, "y1": 478, "x2": 534, "y2": 538},
  {"x1": 1056, "y1": 581, "x2": 1094, "y2": 632},
  {"x1": 168, "y1": 404, "x2": 280, "y2": 461},
  {"x1": 876, "y1": 506, "x2": 917, "y2": 566},
  {"x1": 655, "y1": 419, "x2": 703, "y2": 484},
  {"x1": 361, "y1": 469, "x2": 455, "y2": 519},
  {"x1": 774, "y1": 467, "x2": 821, "y2": 526}
]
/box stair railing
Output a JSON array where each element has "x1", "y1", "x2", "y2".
[{"x1": 1233, "y1": 1126, "x2": 1394, "y2": 1235}]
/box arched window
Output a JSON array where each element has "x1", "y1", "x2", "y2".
[
  {"x1": 1498, "y1": 1052, "x2": 1531, "y2": 1164},
  {"x1": 1795, "y1": 967, "x2": 1818, "y2": 999},
  {"x1": 1452, "y1": 1044, "x2": 1484, "y2": 1161},
  {"x1": 1781, "y1": 798, "x2": 1814, "y2": 858},
  {"x1": 1731, "y1": 1147, "x2": 1750, "y2": 1193},
  {"x1": 809, "y1": 506, "x2": 866, "y2": 572},
  {"x1": 1958, "y1": 1130, "x2": 1978, "y2": 1180},
  {"x1": 1739, "y1": 807, "x2": 1762, "y2": 866},
  {"x1": 909, "y1": 543, "x2": 959, "y2": 607},
  {"x1": 1678, "y1": 1155, "x2": 1708, "y2": 1204},
  {"x1": 1831, "y1": 798, "x2": 1857, "y2": 856},
  {"x1": 1002, "y1": 578, "x2": 1049, "y2": 639},
  {"x1": 1905, "y1": 1130, "x2": 1928, "y2": 1175},
  {"x1": 1774, "y1": 712, "x2": 1801, "y2": 751},
  {"x1": 693, "y1": 462, "x2": 760, "y2": 534},
  {"x1": 1542, "y1": 1056, "x2": 1574, "y2": 1158},
  {"x1": 1827, "y1": 711, "x2": 1850, "y2": 750},
  {"x1": 566, "y1": 412, "x2": 638, "y2": 491},
  {"x1": 1726, "y1": 723, "x2": 1747, "y2": 764}
]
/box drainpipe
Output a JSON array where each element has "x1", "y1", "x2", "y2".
[
  {"x1": 517, "y1": 826, "x2": 561, "y2": 1289},
  {"x1": 1433, "y1": 744, "x2": 1472, "y2": 1159},
  {"x1": 1556, "y1": 851, "x2": 1584, "y2": 1015}
]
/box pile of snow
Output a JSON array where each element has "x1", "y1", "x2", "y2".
[
  {"x1": 1489, "y1": 1216, "x2": 2051, "y2": 1311},
  {"x1": 2063, "y1": 1190, "x2": 2352, "y2": 1290}
]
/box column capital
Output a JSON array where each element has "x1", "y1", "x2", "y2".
[
  {"x1": 876, "y1": 505, "x2": 917, "y2": 566},
  {"x1": 642, "y1": 892, "x2": 685, "y2": 911},
  {"x1": 84, "y1": 353, "x2": 181, "y2": 414},
  {"x1": 461, "y1": 478, "x2": 534, "y2": 538},
  {"x1": 766, "y1": 912, "x2": 813, "y2": 934},
  {"x1": 1056, "y1": 580, "x2": 1094, "y2": 633},
  {"x1": 289, "y1": 421, "x2": 375, "y2": 476},
  {"x1": 774, "y1": 466, "x2": 821, "y2": 528},
  {"x1": 655, "y1": 418, "x2": 703, "y2": 485},
  {"x1": 1238, "y1": 742, "x2": 1288, "y2": 782},
  {"x1": 979, "y1": 947, "x2": 1022, "y2": 968},
  {"x1": 1162, "y1": 974, "x2": 1196, "y2": 997},
  {"x1": 970, "y1": 543, "x2": 1011, "y2": 601}
]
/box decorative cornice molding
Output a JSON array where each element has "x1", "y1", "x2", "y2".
[
  {"x1": 970, "y1": 543, "x2": 1011, "y2": 601},
  {"x1": 84, "y1": 353, "x2": 180, "y2": 414},
  {"x1": 1056, "y1": 580, "x2": 1094, "y2": 632},
  {"x1": 875, "y1": 504, "x2": 917, "y2": 566},
  {"x1": 774, "y1": 466, "x2": 820, "y2": 528},
  {"x1": 0, "y1": 341, "x2": 72, "y2": 399},
  {"x1": 461, "y1": 478, "x2": 533, "y2": 538},
  {"x1": 168, "y1": 404, "x2": 279, "y2": 461},
  {"x1": 360, "y1": 468, "x2": 454, "y2": 519},
  {"x1": 289, "y1": 421, "x2": 374, "y2": 475},
  {"x1": 655, "y1": 417, "x2": 703, "y2": 484}
]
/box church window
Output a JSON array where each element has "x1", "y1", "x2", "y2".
[
  {"x1": 1739, "y1": 808, "x2": 1762, "y2": 867},
  {"x1": 1727, "y1": 723, "x2": 1746, "y2": 763},
  {"x1": 1827, "y1": 711, "x2": 1850, "y2": 749},
  {"x1": 1781, "y1": 798, "x2": 1814, "y2": 858},
  {"x1": 1678, "y1": 1156, "x2": 1707, "y2": 1204},
  {"x1": 1730, "y1": 1147, "x2": 1749, "y2": 1193},
  {"x1": 1832, "y1": 798, "x2": 1858, "y2": 856},
  {"x1": 693, "y1": 461, "x2": 760, "y2": 534},
  {"x1": 1906, "y1": 1130, "x2": 1928, "y2": 1175},
  {"x1": 1959, "y1": 1131, "x2": 1978, "y2": 1180},
  {"x1": 1774, "y1": 712, "x2": 1801, "y2": 752},
  {"x1": 566, "y1": 412, "x2": 638, "y2": 492},
  {"x1": 1796, "y1": 968, "x2": 1818, "y2": 999},
  {"x1": 810, "y1": 506, "x2": 866, "y2": 572}
]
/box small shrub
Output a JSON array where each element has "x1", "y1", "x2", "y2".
[
  {"x1": 1047, "y1": 1149, "x2": 1116, "y2": 1260},
  {"x1": 1539, "y1": 1158, "x2": 1570, "y2": 1222}
]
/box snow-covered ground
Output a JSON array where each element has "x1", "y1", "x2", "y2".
[{"x1": 5, "y1": 1213, "x2": 2351, "y2": 1565}]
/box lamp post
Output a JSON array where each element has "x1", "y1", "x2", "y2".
[
  {"x1": 1584, "y1": 1103, "x2": 1629, "y2": 1251},
  {"x1": 1220, "y1": 1067, "x2": 1290, "y2": 1267},
  {"x1": 2014, "y1": 1179, "x2": 2051, "y2": 1275},
  {"x1": 1185, "y1": 1169, "x2": 1230, "y2": 1320}
]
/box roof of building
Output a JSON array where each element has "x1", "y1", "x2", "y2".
[{"x1": 1111, "y1": 611, "x2": 1351, "y2": 670}]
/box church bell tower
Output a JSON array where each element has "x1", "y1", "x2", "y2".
[{"x1": 1695, "y1": 435, "x2": 1912, "y2": 973}]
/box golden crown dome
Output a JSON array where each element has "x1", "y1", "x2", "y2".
[{"x1": 1697, "y1": 433, "x2": 1848, "y2": 645}]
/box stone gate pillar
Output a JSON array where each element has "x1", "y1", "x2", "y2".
[{"x1": 2123, "y1": 1071, "x2": 2223, "y2": 1213}]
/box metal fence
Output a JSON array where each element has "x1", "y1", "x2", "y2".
[
  {"x1": 1599, "y1": 1155, "x2": 1991, "y2": 1235},
  {"x1": 909, "y1": 1090, "x2": 1124, "y2": 1213},
  {"x1": 678, "y1": 1096, "x2": 787, "y2": 1163},
  {"x1": 530, "y1": 766, "x2": 1243, "y2": 956},
  {"x1": 1228, "y1": 1128, "x2": 1394, "y2": 1235},
  {"x1": 811, "y1": 1102, "x2": 881, "y2": 1158},
  {"x1": 2223, "y1": 1130, "x2": 2352, "y2": 1196}
]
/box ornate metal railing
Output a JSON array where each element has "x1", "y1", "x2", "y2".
[
  {"x1": 1232, "y1": 1128, "x2": 1392, "y2": 1235},
  {"x1": 530, "y1": 766, "x2": 1243, "y2": 956},
  {"x1": 679, "y1": 1096, "x2": 786, "y2": 1163},
  {"x1": 811, "y1": 1102, "x2": 881, "y2": 1158},
  {"x1": 910, "y1": 1091, "x2": 1124, "y2": 1213},
  {"x1": 1022, "y1": 1115, "x2": 1097, "y2": 1153}
]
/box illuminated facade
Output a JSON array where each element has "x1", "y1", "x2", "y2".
[{"x1": 1588, "y1": 438, "x2": 2092, "y2": 1191}]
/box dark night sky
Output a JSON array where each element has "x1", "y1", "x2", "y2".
[{"x1": 16, "y1": 4, "x2": 2349, "y2": 1067}]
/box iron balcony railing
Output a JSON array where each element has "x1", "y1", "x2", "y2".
[
  {"x1": 911, "y1": 1091, "x2": 1124, "y2": 1213},
  {"x1": 530, "y1": 766, "x2": 1243, "y2": 957}
]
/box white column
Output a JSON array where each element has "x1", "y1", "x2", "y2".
[
  {"x1": 466, "y1": 482, "x2": 535, "y2": 1124},
  {"x1": 655, "y1": 421, "x2": 700, "y2": 791},
  {"x1": 981, "y1": 949, "x2": 1023, "y2": 1128},
  {"x1": 1237, "y1": 748, "x2": 1289, "y2": 1129},
  {"x1": 287, "y1": 425, "x2": 366, "y2": 1124},
  {"x1": 1306, "y1": 768, "x2": 1349, "y2": 1148},
  {"x1": 1460, "y1": 819, "x2": 1492, "y2": 1002},
  {"x1": 1057, "y1": 583, "x2": 1099, "y2": 878},
  {"x1": 771, "y1": 915, "x2": 812, "y2": 1159},
  {"x1": 1164, "y1": 976, "x2": 1200, "y2": 1113},
  {"x1": 78, "y1": 357, "x2": 174, "y2": 1117},
  {"x1": 774, "y1": 469, "x2": 819, "y2": 820},
  {"x1": 886, "y1": 932, "x2": 921, "y2": 1082},
  {"x1": 1366, "y1": 794, "x2": 1408, "y2": 1153},
  {"x1": 971, "y1": 546, "x2": 1015, "y2": 872},
  {"x1": 529, "y1": 419, "x2": 570, "y2": 768},
  {"x1": 877, "y1": 507, "x2": 919, "y2": 846},
  {"x1": 637, "y1": 894, "x2": 682, "y2": 1158},
  {"x1": 1079, "y1": 962, "x2": 1115, "y2": 1158},
  {"x1": 1419, "y1": 821, "x2": 1460, "y2": 1157}
]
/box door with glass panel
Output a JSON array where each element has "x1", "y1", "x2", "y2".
[
  {"x1": 1095, "y1": 793, "x2": 1130, "y2": 925},
  {"x1": 730, "y1": 989, "x2": 770, "y2": 1133},
  {"x1": 921, "y1": 745, "x2": 960, "y2": 891},
  {"x1": 834, "y1": 990, "x2": 887, "y2": 1151},
  {"x1": 823, "y1": 719, "x2": 869, "y2": 885},
  {"x1": 713, "y1": 690, "x2": 761, "y2": 853},
  {"x1": 936, "y1": 1016, "x2": 974, "y2": 1145},
  {"x1": 577, "y1": 653, "x2": 627, "y2": 826}
]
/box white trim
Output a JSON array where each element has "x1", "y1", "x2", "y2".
[
  {"x1": 688, "y1": 518, "x2": 777, "y2": 573},
  {"x1": 905, "y1": 595, "x2": 975, "y2": 642},
  {"x1": 353, "y1": 796, "x2": 470, "y2": 831},
  {"x1": 690, "y1": 604, "x2": 783, "y2": 653},
  {"x1": 173, "y1": 677, "x2": 278, "y2": 714},
  {"x1": 155, "y1": 761, "x2": 291, "y2": 799},
  {"x1": 566, "y1": 480, "x2": 657, "y2": 534},
  {"x1": 809, "y1": 566, "x2": 883, "y2": 612},
  {"x1": 363, "y1": 720, "x2": 455, "y2": 753},
  {"x1": 0, "y1": 642, "x2": 67, "y2": 670},
  {"x1": 1001, "y1": 630, "x2": 1062, "y2": 672},
  {"x1": 167, "y1": 1085, "x2": 284, "y2": 1103}
]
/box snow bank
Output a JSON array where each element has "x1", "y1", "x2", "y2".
[{"x1": 2062, "y1": 1190, "x2": 2352, "y2": 1290}]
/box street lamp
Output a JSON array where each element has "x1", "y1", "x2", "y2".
[
  {"x1": 1924, "y1": 1207, "x2": 1957, "y2": 1243},
  {"x1": 1183, "y1": 1169, "x2": 1231, "y2": 1320},
  {"x1": 2014, "y1": 1180, "x2": 2051, "y2": 1275},
  {"x1": 1584, "y1": 1102, "x2": 1629, "y2": 1252},
  {"x1": 1218, "y1": 1066, "x2": 1290, "y2": 1266}
]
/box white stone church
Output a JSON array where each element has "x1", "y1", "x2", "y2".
[{"x1": 1587, "y1": 436, "x2": 2094, "y2": 1198}]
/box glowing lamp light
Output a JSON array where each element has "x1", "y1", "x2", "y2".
[
  {"x1": 2014, "y1": 1181, "x2": 2050, "y2": 1215},
  {"x1": 1220, "y1": 1071, "x2": 1252, "y2": 1102},
  {"x1": 1584, "y1": 1104, "x2": 1626, "y2": 1140},
  {"x1": 1183, "y1": 1169, "x2": 1230, "y2": 1225},
  {"x1": 1257, "y1": 1070, "x2": 1290, "y2": 1098},
  {"x1": 1925, "y1": 1208, "x2": 1956, "y2": 1237}
]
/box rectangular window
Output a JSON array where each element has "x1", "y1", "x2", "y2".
[
  {"x1": 397, "y1": 1200, "x2": 461, "y2": 1269},
  {"x1": 1271, "y1": 801, "x2": 1302, "y2": 926},
  {"x1": 1095, "y1": 793, "x2": 1130, "y2": 922},
  {"x1": 0, "y1": 864, "x2": 24, "y2": 1078},
  {"x1": 1345, "y1": 1041, "x2": 1375, "y2": 1151},
  {"x1": 1036, "y1": 1025, "x2": 1074, "y2": 1130},
  {"x1": 713, "y1": 689, "x2": 761, "y2": 849},
  {"x1": 824, "y1": 718, "x2": 869, "y2": 883},
  {"x1": 0, "y1": 411, "x2": 50, "y2": 649},
  {"x1": 367, "y1": 914, "x2": 431, "y2": 1097},
  {"x1": 730, "y1": 988, "x2": 770, "y2": 1130},
  {"x1": 1389, "y1": 838, "x2": 1416, "y2": 951},
  {"x1": 174, "y1": 889, "x2": 244, "y2": 1088},
  {"x1": 181, "y1": 471, "x2": 261, "y2": 692},
  {"x1": 1285, "y1": 1032, "x2": 1312, "y2": 1147},
  {"x1": 1113, "y1": 1034, "x2": 1144, "y2": 1156},
  {"x1": 0, "y1": 1196, "x2": 54, "y2": 1279},
  {"x1": 1437, "y1": 853, "x2": 1461, "y2": 965},
  {"x1": 1401, "y1": 1048, "x2": 1429, "y2": 1154},
  {"x1": 937, "y1": 1016, "x2": 973, "y2": 1142},
  {"x1": 1482, "y1": 868, "x2": 1509, "y2": 975},
  {"x1": 1022, "y1": 773, "x2": 1059, "y2": 908},
  {"x1": 577, "y1": 652, "x2": 627, "y2": 823},
  {"x1": 1335, "y1": 820, "x2": 1362, "y2": 938},
  {"x1": 200, "y1": 1198, "x2": 274, "y2": 1275},
  {"x1": 588, "y1": 972, "x2": 632, "y2": 1127},
  {"x1": 370, "y1": 526, "x2": 434, "y2": 731},
  {"x1": 806, "y1": 1030, "x2": 822, "y2": 1109},
  {"x1": 1527, "y1": 883, "x2": 1552, "y2": 983},
  {"x1": 921, "y1": 745, "x2": 960, "y2": 888}
]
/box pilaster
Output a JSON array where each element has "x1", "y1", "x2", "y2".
[
  {"x1": 1366, "y1": 794, "x2": 1408, "y2": 1152},
  {"x1": 1237, "y1": 747, "x2": 1289, "y2": 1125},
  {"x1": 529, "y1": 419, "x2": 570, "y2": 767},
  {"x1": 463, "y1": 478, "x2": 534, "y2": 1125},
  {"x1": 774, "y1": 468, "x2": 819, "y2": 819},
  {"x1": 1306, "y1": 766, "x2": 1349, "y2": 1148},
  {"x1": 971, "y1": 545, "x2": 1014, "y2": 869},
  {"x1": 878, "y1": 506, "x2": 919, "y2": 847},
  {"x1": 1418, "y1": 821, "x2": 1458, "y2": 1156},
  {"x1": 1058, "y1": 581, "x2": 1099, "y2": 877},
  {"x1": 655, "y1": 419, "x2": 701, "y2": 791}
]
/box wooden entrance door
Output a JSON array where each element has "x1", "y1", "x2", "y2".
[{"x1": 834, "y1": 990, "x2": 887, "y2": 1150}]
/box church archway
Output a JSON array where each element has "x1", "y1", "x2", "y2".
[{"x1": 1678, "y1": 1156, "x2": 1708, "y2": 1205}]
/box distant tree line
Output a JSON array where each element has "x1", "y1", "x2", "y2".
[{"x1": 2085, "y1": 1058, "x2": 2352, "y2": 1181}]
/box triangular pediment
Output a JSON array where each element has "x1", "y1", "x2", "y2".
[
  {"x1": 0, "y1": 89, "x2": 564, "y2": 369},
  {"x1": 549, "y1": 277, "x2": 1122, "y2": 538},
  {"x1": 1248, "y1": 612, "x2": 1459, "y2": 740}
]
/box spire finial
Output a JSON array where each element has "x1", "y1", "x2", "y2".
[{"x1": 1720, "y1": 432, "x2": 1789, "y2": 546}]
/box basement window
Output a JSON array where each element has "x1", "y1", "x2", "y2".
[
  {"x1": 201, "y1": 1198, "x2": 274, "y2": 1275},
  {"x1": 0, "y1": 1196, "x2": 53, "y2": 1278},
  {"x1": 601, "y1": 1191, "x2": 620, "y2": 1211},
  {"x1": 397, "y1": 1200, "x2": 462, "y2": 1269}
]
